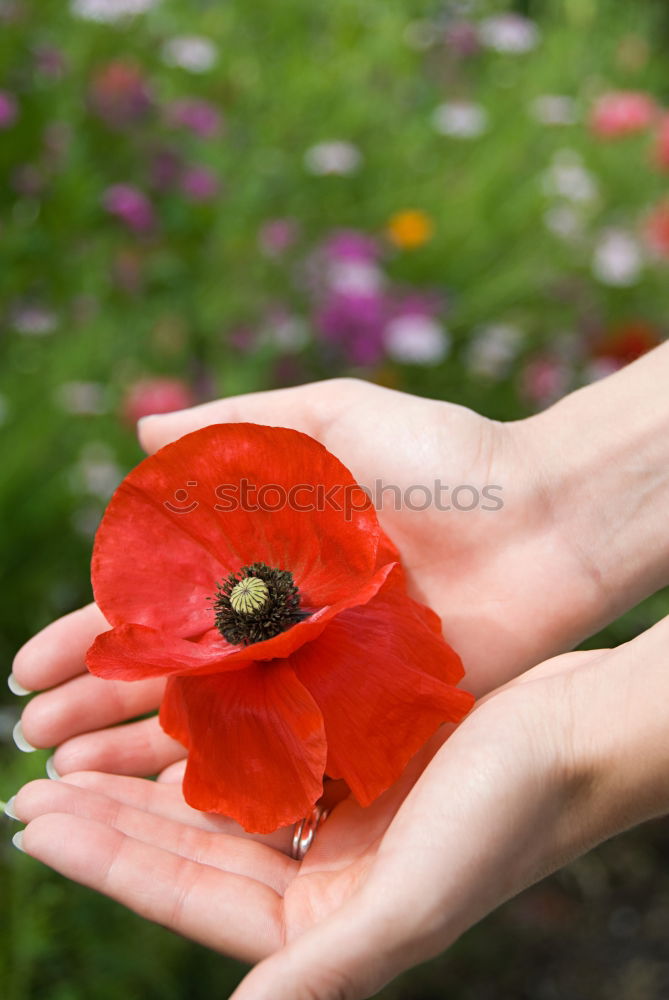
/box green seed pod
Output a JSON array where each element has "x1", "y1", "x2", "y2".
[{"x1": 229, "y1": 576, "x2": 270, "y2": 615}]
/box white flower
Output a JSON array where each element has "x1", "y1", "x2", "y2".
[
  {"x1": 304, "y1": 141, "x2": 362, "y2": 176},
  {"x1": 71, "y1": 443, "x2": 122, "y2": 500},
  {"x1": 479, "y1": 14, "x2": 540, "y2": 54},
  {"x1": 12, "y1": 304, "x2": 57, "y2": 335},
  {"x1": 162, "y1": 36, "x2": 218, "y2": 73},
  {"x1": 263, "y1": 316, "x2": 310, "y2": 352},
  {"x1": 543, "y1": 204, "x2": 585, "y2": 242},
  {"x1": 592, "y1": 229, "x2": 643, "y2": 286},
  {"x1": 384, "y1": 315, "x2": 450, "y2": 365},
  {"x1": 72, "y1": 504, "x2": 103, "y2": 538},
  {"x1": 465, "y1": 323, "x2": 523, "y2": 378},
  {"x1": 582, "y1": 358, "x2": 621, "y2": 384},
  {"x1": 432, "y1": 101, "x2": 488, "y2": 138},
  {"x1": 55, "y1": 381, "x2": 108, "y2": 415},
  {"x1": 542, "y1": 150, "x2": 597, "y2": 203},
  {"x1": 328, "y1": 260, "x2": 384, "y2": 296},
  {"x1": 530, "y1": 95, "x2": 577, "y2": 126},
  {"x1": 70, "y1": 0, "x2": 159, "y2": 21}
]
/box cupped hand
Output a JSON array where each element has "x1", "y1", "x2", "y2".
[
  {"x1": 11, "y1": 378, "x2": 604, "y2": 779},
  {"x1": 16, "y1": 625, "x2": 667, "y2": 1000}
]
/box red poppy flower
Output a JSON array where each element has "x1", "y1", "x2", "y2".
[{"x1": 86, "y1": 424, "x2": 474, "y2": 833}]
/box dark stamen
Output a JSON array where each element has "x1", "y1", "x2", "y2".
[{"x1": 212, "y1": 562, "x2": 304, "y2": 646}]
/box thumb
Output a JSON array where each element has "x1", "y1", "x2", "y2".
[{"x1": 136, "y1": 381, "x2": 340, "y2": 455}]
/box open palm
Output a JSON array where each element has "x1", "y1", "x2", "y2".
[{"x1": 13, "y1": 647, "x2": 603, "y2": 1000}]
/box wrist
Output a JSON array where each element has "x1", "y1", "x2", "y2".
[
  {"x1": 557, "y1": 618, "x2": 669, "y2": 852},
  {"x1": 515, "y1": 345, "x2": 669, "y2": 626}
]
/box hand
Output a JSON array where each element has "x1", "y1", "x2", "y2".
[
  {"x1": 12, "y1": 375, "x2": 613, "y2": 779},
  {"x1": 13, "y1": 616, "x2": 669, "y2": 999}
]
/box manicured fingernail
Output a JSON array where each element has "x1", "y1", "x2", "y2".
[
  {"x1": 4, "y1": 796, "x2": 18, "y2": 820},
  {"x1": 46, "y1": 756, "x2": 61, "y2": 780},
  {"x1": 12, "y1": 830, "x2": 25, "y2": 852},
  {"x1": 12, "y1": 721, "x2": 37, "y2": 753},
  {"x1": 7, "y1": 673, "x2": 31, "y2": 696}
]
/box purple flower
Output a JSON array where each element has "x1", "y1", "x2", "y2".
[
  {"x1": 324, "y1": 228, "x2": 380, "y2": 262},
  {"x1": 103, "y1": 184, "x2": 155, "y2": 232},
  {"x1": 167, "y1": 98, "x2": 222, "y2": 137},
  {"x1": 315, "y1": 289, "x2": 387, "y2": 366},
  {"x1": 259, "y1": 218, "x2": 300, "y2": 256},
  {"x1": 443, "y1": 21, "x2": 481, "y2": 57},
  {"x1": 0, "y1": 90, "x2": 18, "y2": 129},
  {"x1": 390, "y1": 291, "x2": 445, "y2": 320},
  {"x1": 180, "y1": 165, "x2": 220, "y2": 201},
  {"x1": 149, "y1": 146, "x2": 183, "y2": 191},
  {"x1": 12, "y1": 164, "x2": 44, "y2": 197},
  {"x1": 33, "y1": 45, "x2": 66, "y2": 78}
]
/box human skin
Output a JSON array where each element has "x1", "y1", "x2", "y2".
[
  {"x1": 7, "y1": 343, "x2": 669, "y2": 997},
  {"x1": 10, "y1": 622, "x2": 669, "y2": 1000}
]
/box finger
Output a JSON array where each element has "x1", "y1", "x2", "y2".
[
  {"x1": 137, "y1": 379, "x2": 357, "y2": 454},
  {"x1": 52, "y1": 717, "x2": 185, "y2": 777},
  {"x1": 14, "y1": 779, "x2": 296, "y2": 894},
  {"x1": 60, "y1": 771, "x2": 294, "y2": 853},
  {"x1": 157, "y1": 759, "x2": 187, "y2": 783},
  {"x1": 21, "y1": 673, "x2": 166, "y2": 749},
  {"x1": 11, "y1": 603, "x2": 109, "y2": 692},
  {"x1": 20, "y1": 813, "x2": 283, "y2": 962}
]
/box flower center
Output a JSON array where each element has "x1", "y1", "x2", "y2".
[
  {"x1": 212, "y1": 562, "x2": 304, "y2": 646},
  {"x1": 229, "y1": 576, "x2": 269, "y2": 614}
]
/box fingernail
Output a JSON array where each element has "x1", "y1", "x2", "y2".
[
  {"x1": 7, "y1": 673, "x2": 31, "y2": 696},
  {"x1": 4, "y1": 796, "x2": 18, "y2": 820},
  {"x1": 12, "y1": 830, "x2": 25, "y2": 852},
  {"x1": 46, "y1": 756, "x2": 61, "y2": 780},
  {"x1": 12, "y1": 721, "x2": 37, "y2": 753}
]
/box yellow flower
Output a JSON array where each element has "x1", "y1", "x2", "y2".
[{"x1": 387, "y1": 210, "x2": 434, "y2": 249}]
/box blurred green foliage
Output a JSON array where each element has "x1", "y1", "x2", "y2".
[{"x1": 2, "y1": 0, "x2": 669, "y2": 997}]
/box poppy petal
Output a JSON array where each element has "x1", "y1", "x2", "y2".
[
  {"x1": 161, "y1": 662, "x2": 327, "y2": 834},
  {"x1": 92, "y1": 423, "x2": 380, "y2": 636},
  {"x1": 85, "y1": 624, "x2": 237, "y2": 680},
  {"x1": 291, "y1": 569, "x2": 474, "y2": 806}
]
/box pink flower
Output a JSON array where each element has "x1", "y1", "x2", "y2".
[
  {"x1": 443, "y1": 21, "x2": 480, "y2": 57},
  {"x1": 122, "y1": 377, "x2": 195, "y2": 425},
  {"x1": 520, "y1": 356, "x2": 569, "y2": 407},
  {"x1": 149, "y1": 146, "x2": 183, "y2": 192},
  {"x1": 103, "y1": 184, "x2": 155, "y2": 232},
  {"x1": 167, "y1": 98, "x2": 222, "y2": 137},
  {"x1": 89, "y1": 61, "x2": 153, "y2": 128},
  {"x1": 0, "y1": 90, "x2": 18, "y2": 129},
  {"x1": 180, "y1": 165, "x2": 220, "y2": 201},
  {"x1": 589, "y1": 91, "x2": 656, "y2": 138},
  {"x1": 33, "y1": 45, "x2": 66, "y2": 78},
  {"x1": 259, "y1": 218, "x2": 300, "y2": 256}
]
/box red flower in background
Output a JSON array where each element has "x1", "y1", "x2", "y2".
[
  {"x1": 86, "y1": 424, "x2": 473, "y2": 833},
  {"x1": 592, "y1": 321, "x2": 661, "y2": 366},
  {"x1": 653, "y1": 114, "x2": 669, "y2": 171},
  {"x1": 644, "y1": 202, "x2": 669, "y2": 256},
  {"x1": 89, "y1": 61, "x2": 153, "y2": 129},
  {"x1": 589, "y1": 91, "x2": 656, "y2": 138},
  {"x1": 122, "y1": 377, "x2": 194, "y2": 424}
]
